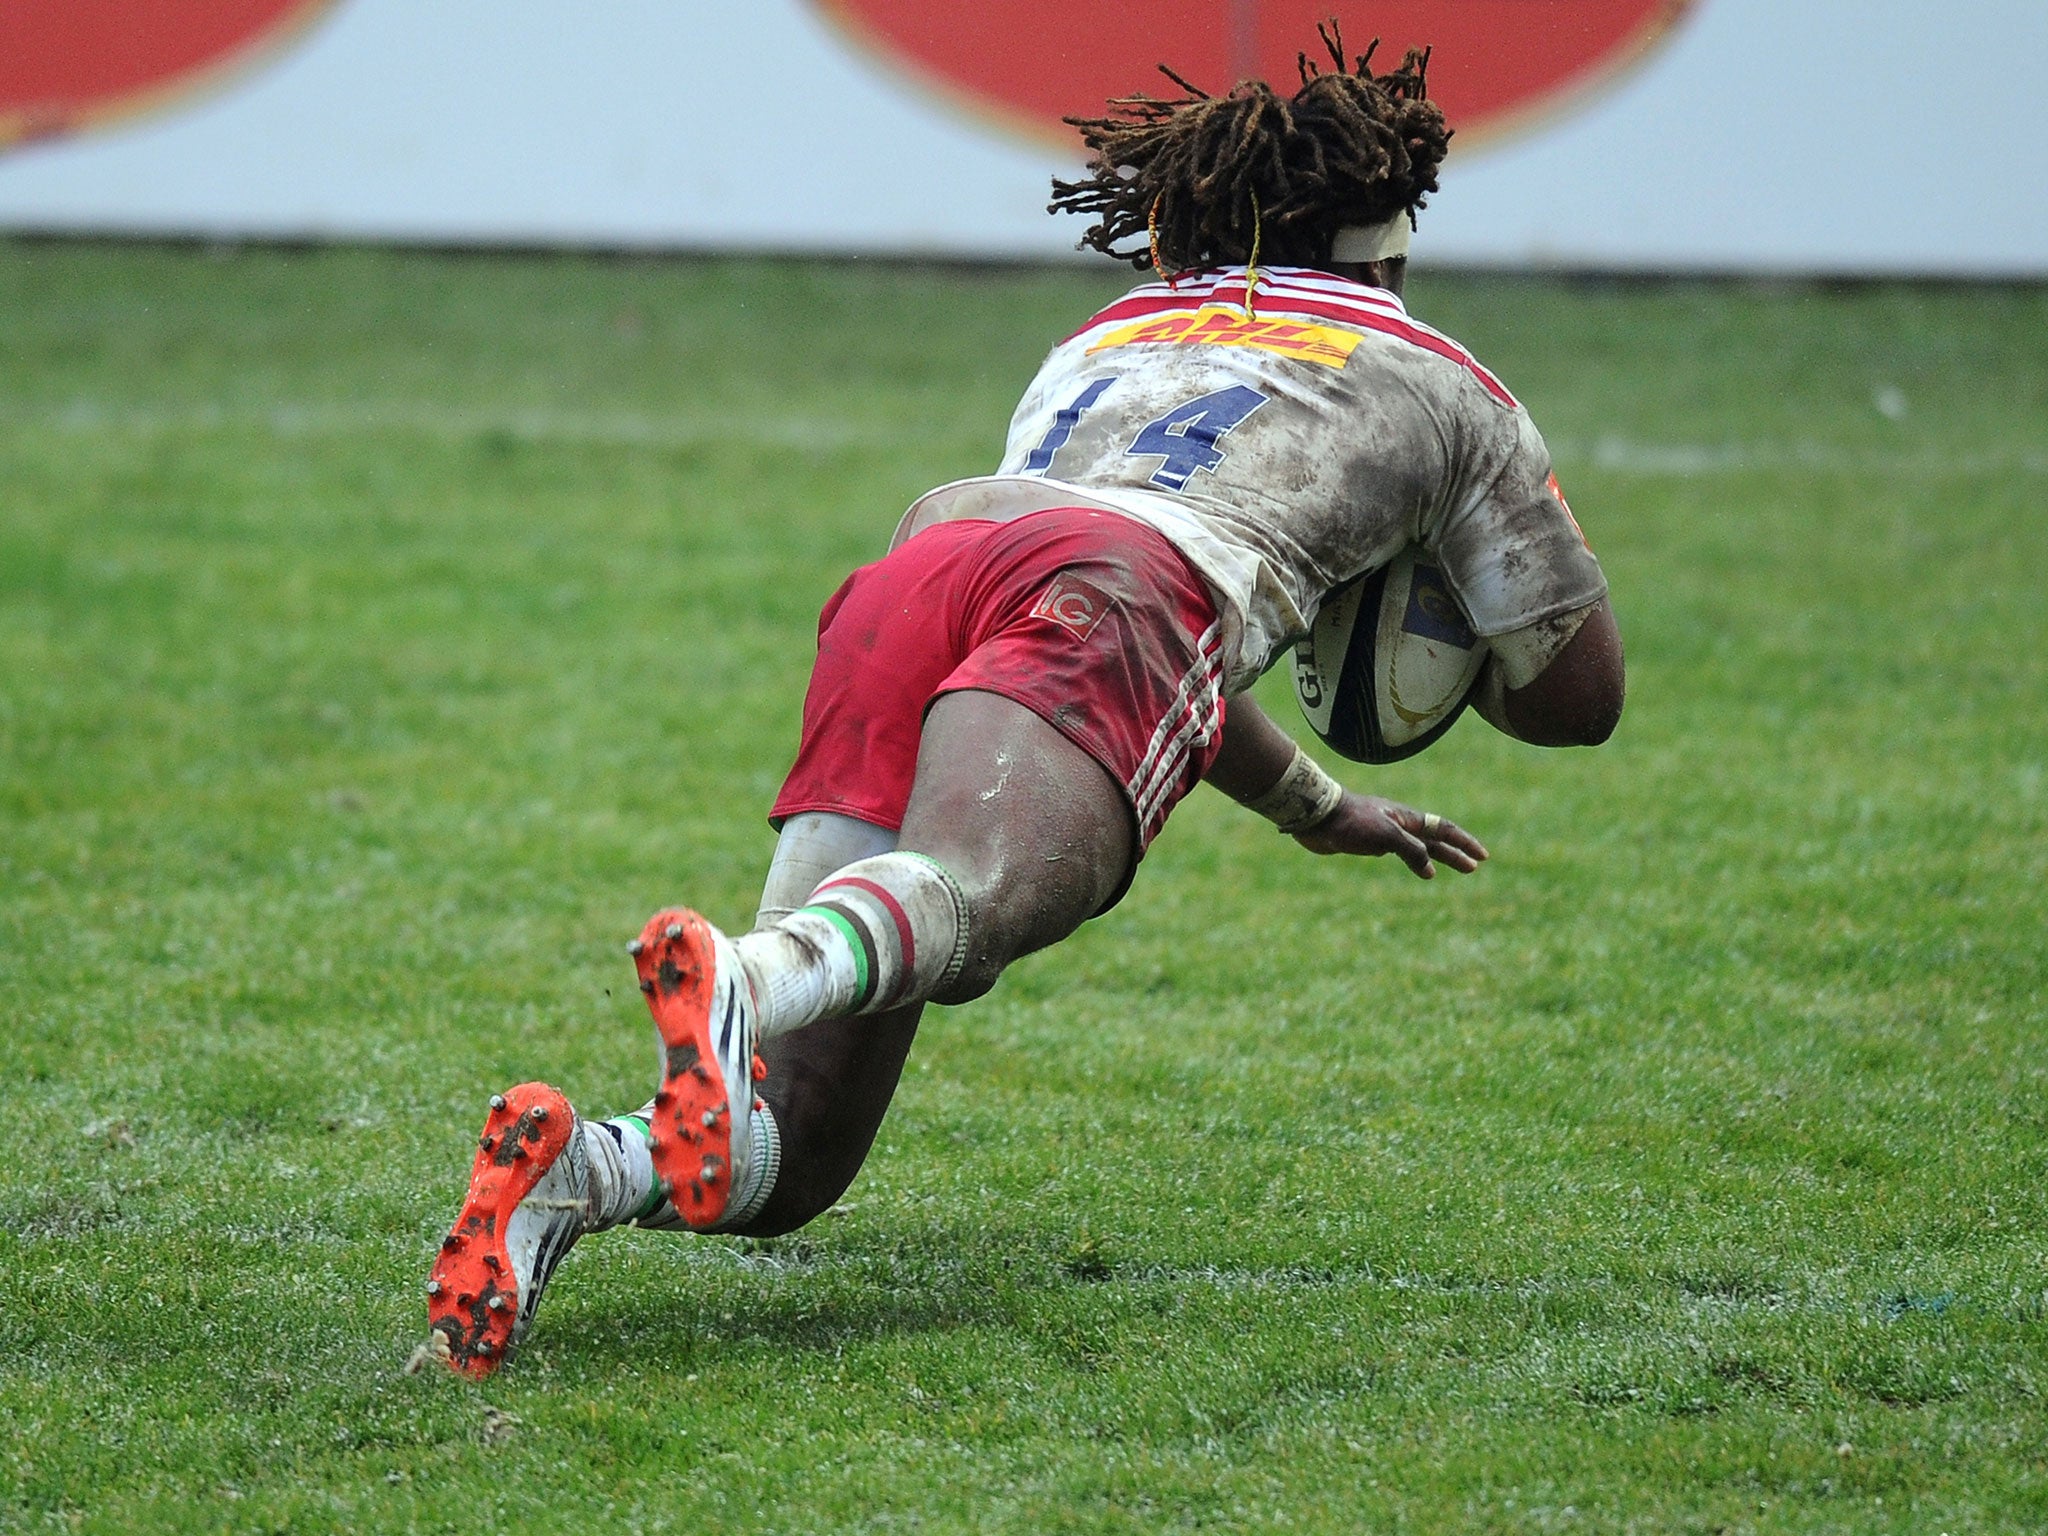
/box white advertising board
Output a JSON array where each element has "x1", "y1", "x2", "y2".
[{"x1": 0, "y1": 0, "x2": 2042, "y2": 275}]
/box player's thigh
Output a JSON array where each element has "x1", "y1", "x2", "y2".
[{"x1": 896, "y1": 688, "x2": 1132, "y2": 972}]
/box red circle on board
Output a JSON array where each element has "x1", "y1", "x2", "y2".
[
  {"x1": 811, "y1": 2, "x2": 1695, "y2": 151},
  {"x1": 0, "y1": 0, "x2": 340, "y2": 149}
]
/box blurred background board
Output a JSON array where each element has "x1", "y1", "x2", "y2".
[{"x1": 1, "y1": 0, "x2": 2045, "y2": 273}]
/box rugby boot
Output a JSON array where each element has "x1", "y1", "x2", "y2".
[
  {"x1": 426, "y1": 1082, "x2": 588, "y2": 1377},
  {"x1": 630, "y1": 908, "x2": 766, "y2": 1231}
]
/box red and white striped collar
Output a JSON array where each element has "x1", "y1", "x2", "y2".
[
  {"x1": 1065, "y1": 264, "x2": 1518, "y2": 410},
  {"x1": 1138, "y1": 264, "x2": 1406, "y2": 312}
]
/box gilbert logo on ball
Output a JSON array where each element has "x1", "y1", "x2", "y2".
[
  {"x1": 810, "y1": 0, "x2": 1696, "y2": 151},
  {"x1": 0, "y1": 0, "x2": 340, "y2": 150},
  {"x1": 1400, "y1": 565, "x2": 1478, "y2": 651}
]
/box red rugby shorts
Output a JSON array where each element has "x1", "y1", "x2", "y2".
[{"x1": 771, "y1": 507, "x2": 1226, "y2": 854}]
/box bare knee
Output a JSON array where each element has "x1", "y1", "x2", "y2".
[
  {"x1": 930, "y1": 948, "x2": 1002, "y2": 1006},
  {"x1": 737, "y1": 1164, "x2": 860, "y2": 1237},
  {"x1": 896, "y1": 690, "x2": 1136, "y2": 1002},
  {"x1": 898, "y1": 842, "x2": 1127, "y2": 1005},
  {"x1": 922, "y1": 866, "x2": 1083, "y2": 1005}
]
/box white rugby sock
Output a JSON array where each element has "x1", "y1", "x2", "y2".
[
  {"x1": 581, "y1": 1116, "x2": 657, "y2": 1232},
  {"x1": 584, "y1": 1104, "x2": 782, "y2": 1233},
  {"x1": 735, "y1": 852, "x2": 970, "y2": 1036}
]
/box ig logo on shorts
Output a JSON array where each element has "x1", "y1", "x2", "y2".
[{"x1": 1032, "y1": 574, "x2": 1113, "y2": 641}]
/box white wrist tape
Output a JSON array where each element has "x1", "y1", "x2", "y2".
[{"x1": 1243, "y1": 746, "x2": 1346, "y2": 835}]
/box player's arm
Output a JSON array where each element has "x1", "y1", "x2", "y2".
[
  {"x1": 1422, "y1": 368, "x2": 1632, "y2": 750},
  {"x1": 1436, "y1": 409, "x2": 1624, "y2": 748},
  {"x1": 1206, "y1": 695, "x2": 1487, "y2": 879},
  {"x1": 1471, "y1": 596, "x2": 1625, "y2": 747}
]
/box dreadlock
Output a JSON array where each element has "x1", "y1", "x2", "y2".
[{"x1": 1049, "y1": 20, "x2": 1452, "y2": 273}]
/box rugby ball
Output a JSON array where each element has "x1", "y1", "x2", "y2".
[{"x1": 1292, "y1": 547, "x2": 1487, "y2": 763}]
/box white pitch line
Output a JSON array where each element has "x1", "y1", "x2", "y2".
[
  {"x1": 1549, "y1": 435, "x2": 2048, "y2": 478},
  {"x1": 0, "y1": 399, "x2": 913, "y2": 452}
]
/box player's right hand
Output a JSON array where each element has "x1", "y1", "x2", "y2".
[{"x1": 1294, "y1": 794, "x2": 1488, "y2": 880}]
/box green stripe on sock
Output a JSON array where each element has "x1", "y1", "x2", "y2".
[
  {"x1": 614, "y1": 1116, "x2": 669, "y2": 1220},
  {"x1": 804, "y1": 903, "x2": 874, "y2": 1009}
]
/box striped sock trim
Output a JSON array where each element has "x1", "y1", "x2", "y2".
[
  {"x1": 898, "y1": 853, "x2": 970, "y2": 991},
  {"x1": 801, "y1": 901, "x2": 877, "y2": 1010},
  {"x1": 815, "y1": 875, "x2": 917, "y2": 1007},
  {"x1": 613, "y1": 1115, "x2": 670, "y2": 1221},
  {"x1": 807, "y1": 854, "x2": 970, "y2": 1008}
]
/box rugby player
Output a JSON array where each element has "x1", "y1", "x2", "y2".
[{"x1": 426, "y1": 26, "x2": 1625, "y2": 1376}]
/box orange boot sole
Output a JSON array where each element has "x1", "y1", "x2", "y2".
[
  {"x1": 630, "y1": 908, "x2": 758, "y2": 1231},
  {"x1": 425, "y1": 1082, "x2": 574, "y2": 1378}
]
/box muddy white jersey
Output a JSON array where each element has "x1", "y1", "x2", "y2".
[{"x1": 901, "y1": 265, "x2": 1604, "y2": 694}]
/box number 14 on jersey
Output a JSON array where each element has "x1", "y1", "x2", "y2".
[{"x1": 1023, "y1": 379, "x2": 1270, "y2": 491}]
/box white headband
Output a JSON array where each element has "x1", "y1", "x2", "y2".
[{"x1": 1329, "y1": 215, "x2": 1413, "y2": 263}]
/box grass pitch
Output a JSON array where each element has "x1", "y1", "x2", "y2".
[{"x1": 1, "y1": 243, "x2": 2044, "y2": 1534}]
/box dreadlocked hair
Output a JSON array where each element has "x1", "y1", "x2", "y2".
[{"x1": 1049, "y1": 20, "x2": 1451, "y2": 273}]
